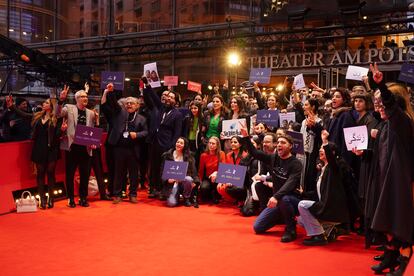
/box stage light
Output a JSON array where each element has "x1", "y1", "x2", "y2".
[
  {"x1": 9, "y1": 28, "x2": 14, "y2": 32},
  {"x1": 104, "y1": 178, "x2": 108, "y2": 183},
  {"x1": 125, "y1": 77, "x2": 131, "y2": 82},
  {"x1": 208, "y1": 85, "x2": 213, "y2": 90},
  {"x1": 54, "y1": 190, "x2": 58, "y2": 195},
  {"x1": 22, "y1": 31, "x2": 27, "y2": 35},
  {"x1": 58, "y1": 189, "x2": 63, "y2": 194},
  {"x1": 362, "y1": 16, "x2": 367, "y2": 20}
]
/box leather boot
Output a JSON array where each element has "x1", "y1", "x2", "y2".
[{"x1": 371, "y1": 249, "x2": 400, "y2": 274}]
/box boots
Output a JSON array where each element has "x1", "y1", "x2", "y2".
[
  {"x1": 371, "y1": 249, "x2": 400, "y2": 274},
  {"x1": 386, "y1": 255, "x2": 410, "y2": 276},
  {"x1": 190, "y1": 187, "x2": 199, "y2": 208},
  {"x1": 47, "y1": 197, "x2": 54, "y2": 209},
  {"x1": 40, "y1": 196, "x2": 47, "y2": 209}
]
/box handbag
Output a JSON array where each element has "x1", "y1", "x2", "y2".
[{"x1": 16, "y1": 191, "x2": 38, "y2": 213}]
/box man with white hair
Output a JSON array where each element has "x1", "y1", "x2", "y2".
[
  {"x1": 58, "y1": 85, "x2": 96, "y2": 208},
  {"x1": 101, "y1": 83, "x2": 148, "y2": 204}
]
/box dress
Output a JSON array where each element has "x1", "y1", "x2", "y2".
[{"x1": 31, "y1": 120, "x2": 60, "y2": 164}]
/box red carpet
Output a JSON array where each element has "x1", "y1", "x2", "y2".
[{"x1": 0, "y1": 194, "x2": 383, "y2": 275}]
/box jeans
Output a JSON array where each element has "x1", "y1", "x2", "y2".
[
  {"x1": 166, "y1": 176, "x2": 193, "y2": 207},
  {"x1": 297, "y1": 200, "x2": 324, "y2": 236},
  {"x1": 253, "y1": 195, "x2": 300, "y2": 234}
]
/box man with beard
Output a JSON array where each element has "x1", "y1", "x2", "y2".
[
  {"x1": 142, "y1": 77, "x2": 183, "y2": 199},
  {"x1": 242, "y1": 130, "x2": 302, "y2": 243}
]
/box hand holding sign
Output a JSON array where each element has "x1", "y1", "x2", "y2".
[
  {"x1": 343, "y1": 125, "x2": 368, "y2": 151},
  {"x1": 240, "y1": 120, "x2": 249, "y2": 137}
]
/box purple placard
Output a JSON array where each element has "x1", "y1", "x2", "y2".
[
  {"x1": 73, "y1": 125, "x2": 104, "y2": 147},
  {"x1": 398, "y1": 64, "x2": 414, "y2": 84},
  {"x1": 161, "y1": 160, "x2": 189, "y2": 181},
  {"x1": 286, "y1": 130, "x2": 304, "y2": 155},
  {"x1": 216, "y1": 163, "x2": 247, "y2": 188},
  {"x1": 256, "y1": 109, "x2": 280, "y2": 127},
  {"x1": 101, "y1": 71, "x2": 125, "y2": 90},
  {"x1": 249, "y1": 68, "x2": 272, "y2": 84}
]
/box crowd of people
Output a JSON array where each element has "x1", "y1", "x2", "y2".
[{"x1": 1, "y1": 63, "x2": 413, "y2": 275}]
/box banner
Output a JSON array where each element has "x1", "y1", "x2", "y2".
[
  {"x1": 161, "y1": 160, "x2": 189, "y2": 181},
  {"x1": 345, "y1": 65, "x2": 369, "y2": 81},
  {"x1": 216, "y1": 163, "x2": 247, "y2": 187},
  {"x1": 398, "y1": 63, "x2": 414, "y2": 84},
  {"x1": 163, "y1": 76, "x2": 179, "y2": 86},
  {"x1": 222, "y1": 119, "x2": 247, "y2": 138},
  {"x1": 279, "y1": 112, "x2": 296, "y2": 129},
  {"x1": 101, "y1": 71, "x2": 125, "y2": 90},
  {"x1": 74, "y1": 125, "x2": 103, "y2": 147},
  {"x1": 343, "y1": 125, "x2": 368, "y2": 151},
  {"x1": 249, "y1": 68, "x2": 272, "y2": 84},
  {"x1": 293, "y1": 74, "x2": 306, "y2": 89},
  {"x1": 256, "y1": 109, "x2": 279, "y2": 127},
  {"x1": 144, "y1": 62, "x2": 161, "y2": 88},
  {"x1": 286, "y1": 130, "x2": 304, "y2": 155},
  {"x1": 187, "y1": 81, "x2": 202, "y2": 93}
]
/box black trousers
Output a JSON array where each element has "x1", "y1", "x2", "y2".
[
  {"x1": 254, "y1": 182, "x2": 273, "y2": 211},
  {"x1": 148, "y1": 140, "x2": 165, "y2": 192},
  {"x1": 113, "y1": 146, "x2": 139, "y2": 197},
  {"x1": 65, "y1": 145, "x2": 91, "y2": 200},
  {"x1": 200, "y1": 179, "x2": 219, "y2": 201}
]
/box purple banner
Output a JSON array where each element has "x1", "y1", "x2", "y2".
[
  {"x1": 249, "y1": 68, "x2": 272, "y2": 84},
  {"x1": 256, "y1": 109, "x2": 280, "y2": 127},
  {"x1": 73, "y1": 125, "x2": 103, "y2": 147},
  {"x1": 216, "y1": 163, "x2": 247, "y2": 188},
  {"x1": 161, "y1": 160, "x2": 189, "y2": 181},
  {"x1": 286, "y1": 130, "x2": 304, "y2": 155},
  {"x1": 398, "y1": 64, "x2": 414, "y2": 84},
  {"x1": 101, "y1": 71, "x2": 125, "y2": 90}
]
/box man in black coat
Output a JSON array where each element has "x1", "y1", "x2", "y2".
[
  {"x1": 142, "y1": 77, "x2": 183, "y2": 199},
  {"x1": 101, "y1": 84, "x2": 148, "y2": 203},
  {"x1": 242, "y1": 131, "x2": 303, "y2": 243}
]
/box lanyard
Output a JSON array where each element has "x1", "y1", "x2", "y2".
[{"x1": 125, "y1": 112, "x2": 137, "y2": 132}]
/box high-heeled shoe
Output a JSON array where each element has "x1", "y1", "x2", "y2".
[
  {"x1": 371, "y1": 249, "x2": 400, "y2": 274},
  {"x1": 386, "y1": 255, "x2": 410, "y2": 276}
]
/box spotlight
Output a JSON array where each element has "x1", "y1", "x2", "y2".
[
  {"x1": 363, "y1": 16, "x2": 367, "y2": 20},
  {"x1": 104, "y1": 178, "x2": 108, "y2": 183},
  {"x1": 208, "y1": 85, "x2": 213, "y2": 90},
  {"x1": 125, "y1": 77, "x2": 131, "y2": 82}
]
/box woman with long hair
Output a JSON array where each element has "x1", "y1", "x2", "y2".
[
  {"x1": 300, "y1": 98, "x2": 323, "y2": 193},
  {"x1": 161, "y1": 137, "x2": 200, "y2": 207},
  {"x1": 182, "y1": 101, "x2": 203, "y2": 167},
  {"x1": 203, "y1": 95, "x2": 228, "y2": 141},
  {"x1": 198, "y1": 136, "x2": 226, "y2": 204},
  {"x1": 217, "y1": 136, "x2": 249, "y2": 204},
  {"x1": 30, "y1": 99, "x2": 64, "y2": 209}
]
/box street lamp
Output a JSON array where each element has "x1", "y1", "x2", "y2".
[{"x1": 227, "y1": 50, "x2": 242, "y2": 89}]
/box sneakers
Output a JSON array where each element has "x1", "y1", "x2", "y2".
[
  {"x1": 112, "y1": 197, "x2": 122, "y2": 204},
  {"x1": 281, "y1": 229, "x2": 297, "y2": 243},
  {"x1": 303, "y1": 234, "x2": 328, "y2": 246}
]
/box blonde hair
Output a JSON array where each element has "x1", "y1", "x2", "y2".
[
  {"x1": 386, "y1": 83, "x2": 414, "y2": 121},
  {"x1": 206, "y1": 136, "x2": 223, "y2": 162},
  {"x1": 31, "y1": 99, "x2": 57, "y2": 127}
]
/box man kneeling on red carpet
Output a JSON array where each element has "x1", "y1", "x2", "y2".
[{"x1": 241, "y1": 129, "x2": 302, "y2": 243}]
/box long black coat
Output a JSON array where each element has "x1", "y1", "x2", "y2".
[
  {"x1": 369, "y1": 77, "x2": 414, "y2": 243},
  {"x1": 308, "y1": 144, "x2": 350, "y2": 223}
]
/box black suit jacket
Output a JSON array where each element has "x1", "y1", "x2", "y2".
[{"x1": 103, "y1": 93, "x2": 148, "y2": 159}]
